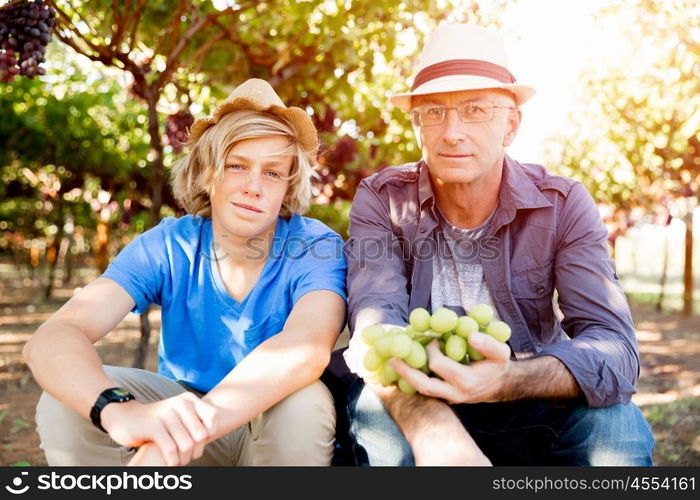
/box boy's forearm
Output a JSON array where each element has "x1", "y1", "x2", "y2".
[
  {"x1": 24, "y1": 323, "x2": 117, "y2": 418},
  {"x1": 202, "y1": 330, "x2": 330, "y2": 440}
]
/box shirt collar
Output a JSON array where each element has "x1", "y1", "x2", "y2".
[
  {"x1": 500, "y1": 155, "x2": 553, "y2": 210},
  {"x1": 417, "y1": 155, "x2": 552, "y2": 212},
  {"x1": 417, "y1": 159, "x2": 434, "y2": 209}
]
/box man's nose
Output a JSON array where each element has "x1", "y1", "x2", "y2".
[{"x1": 441, "y1": 107, "x2": 466, "y2": 144}]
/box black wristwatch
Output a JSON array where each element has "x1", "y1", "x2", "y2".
[{"x1": 90, "y1": 387, "x2": 135, "y2": 433}]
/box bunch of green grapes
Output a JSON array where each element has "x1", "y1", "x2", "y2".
[{"x1": 360, "y1": 304, "x2": 511, "y2": 394}]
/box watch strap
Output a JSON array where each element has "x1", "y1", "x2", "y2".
[{"x1": 89, "y1": 387, "x2": 135, "y2": 433}]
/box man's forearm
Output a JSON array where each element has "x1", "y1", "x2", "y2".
[
  {"x1": 376, "y1": 385, "x2": 454, "y2": 442},
  {"x1": 500, "y1": 355, "x2": 582, "y2": 401},
  {"x1": 375, "y1": 385, "x2": 490, "y2": 465}
]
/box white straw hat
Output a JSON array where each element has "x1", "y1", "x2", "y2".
[{"x1": 389, "y1": 24, "x2": 535, "y2": 111}]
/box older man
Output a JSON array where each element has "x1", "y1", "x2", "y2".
[{"x1": 331, "y1": 23, "x2": 655, "y2": 466}]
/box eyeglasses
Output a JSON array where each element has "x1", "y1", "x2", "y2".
[{"x1": 410, "y1": 101, "x2": 515, "y2": 127}]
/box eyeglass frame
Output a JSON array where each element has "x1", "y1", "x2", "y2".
[{"x1": 409, "y1": 100, "x2": 516, "y2": 127}]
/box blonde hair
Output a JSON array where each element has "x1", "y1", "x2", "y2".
[{"x1": 170, "y1": 110, "x2": 317, "y2": 218}]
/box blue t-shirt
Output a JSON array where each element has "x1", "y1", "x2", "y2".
[{"x1": 102, "y1": 214, "x2": 347, "y2": 392}]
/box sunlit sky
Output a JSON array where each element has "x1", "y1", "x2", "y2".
[{"x1": 501, "y1": 0, "x2": 628, "y2": 164}]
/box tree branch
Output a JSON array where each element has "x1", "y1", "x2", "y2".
[
  {"x1": 151, "y1": 0, "x2": 190, "y2": 61},
  {"x1": 127, "y1": 0, "x2": 148, "y2": 54},
  {"x1": 53, "y1": 29, "x2": 122, "y2": 68},
  {"x1": 48, "y1": 0, "x2": 112, "y2": 61},
  {"x1": 110, "y1": 0, "x2": 132, "y2": 50},
  {"x1": 57, "y1": 0, "x2": 105, "y2": 42},
  {"x1": 152, "y1": 10, "x2": 214, "y2": 93},
  {"x1": 181, "y1": 32, "x2": 228, "y2": 75},
  {"x1": 209, "y1": 15, "x2": 278, "y2": 67}
]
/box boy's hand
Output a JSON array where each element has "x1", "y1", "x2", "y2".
[{"x1": 101, "y1": 392, "x2": 218, "y2": 466}]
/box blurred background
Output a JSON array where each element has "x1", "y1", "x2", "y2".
[{"x1": 1, "y1": 0, "x2": 698, "y2": 465}]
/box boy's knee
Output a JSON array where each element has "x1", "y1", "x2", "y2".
[
  {"x1": 268, "y1": 380, "x2": 336, "y2": 432},
  {"x1": 251, "y1": 381, "x2": 336, "y2": 465},
  {"x1": 36, "y1": 391, "x2": 118, "y2": 465}
]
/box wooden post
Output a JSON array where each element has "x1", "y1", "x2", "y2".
[{"x1": 682, "y1": 200, "x2": 694, "y2": 315}]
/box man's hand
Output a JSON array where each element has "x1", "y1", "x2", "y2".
[
  {"x1": 389, "y1": 332, "x2": 512, "y2": 404},
  {"x1": 100, "y1": 392, "x2": 218, "y2": 466}
]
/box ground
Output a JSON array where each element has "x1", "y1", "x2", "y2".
[{"x1": 0, "y1": 264, "x2": 698, "y2": 466}]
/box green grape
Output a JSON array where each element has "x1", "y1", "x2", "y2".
[
  {"x1": 381, "y1": 362, "x2": 399, "y2": 384},
  {"x1": 430, "y1": 307, "x2": 459, "y2": 333},
  {"x1": 485, "y1": 320, "x2": 511, "y2": 342},
  {"x1": 420, "y1": 363, "x2": 431, "y2": 374},
  {"x1": 389, "y1": 333, "x2": 413, "y2": 358},
  {"x1": 409, "y1": 307, "x2": 431, "y2": 331},
  {"x1": 404, "y1": 324, "x2": 419, "y2": 338},
  {"x1": 467, "y1": 344, "x2": 485, "y2": 362},
  {"x1": 387, "y1": 326, "x2": 405, "y2": 336},
  {"x1": 468, "y1": 303, "x2": 494, "y2": 327},
  {"x1": 460, "y1": 354, "x2": 470, "y2": 365},
  {"x1": 441, "y1": 331, "x2": 454, "y2": 341},
  {"x1": 439, "y1": 339, "x2": 446, "y2": 354},
  {"x1": 445, "y1": 335, "x2": 467, "y2": 361},
  {"x1": 360, "y1": 324, "x2": 385, "y2": 345},
  {"x1": 374, "y1": 335, "x2": 394, "y2": 358},
  {"x1": 397, "y1": 378, "x2": 417, "y2": 395},
  {"x1": 455, "y1": 316, "x2": 479, "y2": 338},
  {"x1": 418, "y1": 336, "x2": 433, "y2": 346},
  {"x1": 363, "y1": 348, "x2": 383, "y2": 372},
  {"x1": 405, "y1": 340, "x2": 428, "y2": 368}
]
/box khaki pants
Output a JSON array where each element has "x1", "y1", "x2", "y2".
[{"x1": 36, "y1": 365, "x2": 336, "y2": 466}]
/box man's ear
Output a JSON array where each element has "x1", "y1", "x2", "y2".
[{"x1": 502, "y1": 107, "x2": 522, "y2": 147}]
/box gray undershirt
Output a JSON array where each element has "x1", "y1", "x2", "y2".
[{"x1": 430, "y1": 205, "x2": 498, "y2": 318}]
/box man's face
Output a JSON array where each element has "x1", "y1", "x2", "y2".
[
  {"x1": 412, "y1": 88, "x2": 521, "y2": 185},
  {"x1": 209, "y1": 135, "x2": 292, "y2": 241}
]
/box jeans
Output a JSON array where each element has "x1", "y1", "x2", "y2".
[{"x1": 337, "y1": 378, "x2": 655, "y2": 466}]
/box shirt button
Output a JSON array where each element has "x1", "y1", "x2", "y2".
[
  {"x1": 419, "y1": 227, "x2": 427, "y2": 233},
  {"x1": 536, "y1": 285, "x2": 546, "y2": 295}
]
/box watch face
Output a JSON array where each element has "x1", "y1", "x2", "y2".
[{"x1": 112, "y1": 388, "x2": 130, "y2": 397}]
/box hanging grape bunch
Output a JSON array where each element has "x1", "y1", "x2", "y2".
[
  {"x1": 0, "y1": 0, "x2": 56, "y2": 83},
  {"x1": 361, "y1": 305, "x2": 512, "y2": 394},
  {"x1": 165, "y1": 110, "x2": 195, "y2": 153}
]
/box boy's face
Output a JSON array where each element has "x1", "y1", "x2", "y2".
[
  {"x1": 209, "y1": 135, "x2": 293, "y2": 241},
  {"x1": 412, "y1": 88, "x2": 520, "y2": 186}
]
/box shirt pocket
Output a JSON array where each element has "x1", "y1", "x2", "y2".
[
  {"x1": 511, "y1": 265, "x2": 555, "y2": 348},
  {"x1": 241, "y1": 313, "x2": 286, "y2": 353}
]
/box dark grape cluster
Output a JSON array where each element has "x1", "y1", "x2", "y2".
[
  {"x1": 313, "y1": 106, "x2": 336, "y2": 133},
  {"x1": 165, "y1": 110, "x2": 194, "y2": 153},
  {"x1": 0, "y1": 0, "x2": 56, "y2": 83},
  {"x1": 327, "y1": 135, "x2": 358, "y2": 172}
]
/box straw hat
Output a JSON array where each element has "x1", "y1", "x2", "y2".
[
  {"x1": 188, "y1": 78, "x2": 318, "y2": 153},
  {"x1": 390, "y1": 24, "x2": 535, "y2": 111}
]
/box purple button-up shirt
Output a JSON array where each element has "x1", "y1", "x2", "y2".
[{"x1": 343, "y1": 156, "x2": 639, "y2": 408}]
